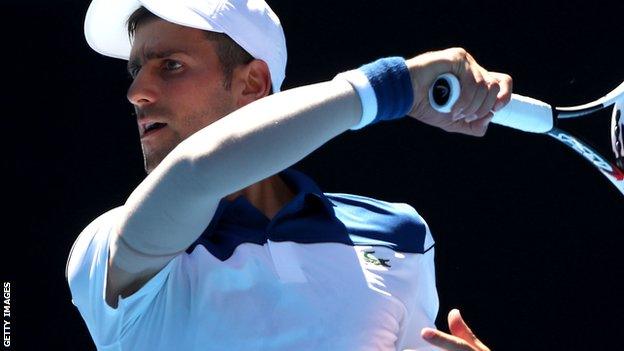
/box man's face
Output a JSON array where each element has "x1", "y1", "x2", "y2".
[{"x1": 127, "y1": 19, "x2": 237, "y2": 173}]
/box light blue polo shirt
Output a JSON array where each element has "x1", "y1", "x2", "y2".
[{"x1": 66, "y1": 168, "x2": 438, "y2": 351}]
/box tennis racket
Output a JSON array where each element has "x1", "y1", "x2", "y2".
[{"x1": 429, "y1": 73, "x2": 624, "y2": 196}]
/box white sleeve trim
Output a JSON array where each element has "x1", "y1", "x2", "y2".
[{"x1": 334, "y1": 69, "x2": 378, "y2": 130}]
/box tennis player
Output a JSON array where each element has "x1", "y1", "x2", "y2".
[{"x1": 65, "y1": 1, "x2": 512, "y2": 350}]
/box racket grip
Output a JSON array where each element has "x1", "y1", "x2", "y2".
[
  {"x1": 430, "y1": 74, "x2": 555, "y2": 133},
  {"x1": 492, "y1": 95, "x2": 554, "y2": 133}
]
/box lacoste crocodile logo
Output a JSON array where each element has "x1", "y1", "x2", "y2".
[{"x1": 362, "y1": 249, "x2": 391, "y2": 268}]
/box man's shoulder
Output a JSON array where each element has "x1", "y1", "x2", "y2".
[
  {"x1": 65, "y1": 206, "x2": 124, "y2": 280},
  {"x1": 324, "y1": 193, "x2": 433, "y2": 254}
]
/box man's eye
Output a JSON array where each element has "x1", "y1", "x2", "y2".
[
  {"x1": 128, "y1": 66, "x2": 140, "y2": 79},
  {"x1": 164, "y1": 60, "x2": 182, "y2": 71}
]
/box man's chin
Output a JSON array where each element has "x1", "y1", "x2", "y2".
[
  {"x1": 141, "y1": 140, "x2": 176, "y2": 174},
  {"x1": 144, "y1": 163, "x2": 155, "y2": 175},
  {"x1": 144, "y1": 160, "x2": 156, "y2": 174},
  {"x1": 141, "y1": 133, "x2": 183, "y2": 174},
  {"x1": 143, "y1": 153, "x2": 167, "y2": 174}
]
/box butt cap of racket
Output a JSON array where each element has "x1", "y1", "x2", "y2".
[{"x1": 429, "y1": 73, "x2": 461, "y2": 113}]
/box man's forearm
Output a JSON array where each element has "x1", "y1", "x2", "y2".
[
  {"x1": 115, "y1": 79, "x2": 362, "y2": 267},
  {"x1": 179, "y1": 79, "x2": 363, "y2": 200}
]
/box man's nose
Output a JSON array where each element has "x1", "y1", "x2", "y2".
[{"x1": 127, "y1": 69, "x2": 159, "y2": 107}]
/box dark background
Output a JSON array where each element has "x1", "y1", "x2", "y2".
[{"x1": 4, "y1": 0, "x2": 623, "y2": 350}]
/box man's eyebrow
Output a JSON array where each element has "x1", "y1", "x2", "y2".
[{"x1": 127, "y1": 49, "x2": 190, "y2": 72}]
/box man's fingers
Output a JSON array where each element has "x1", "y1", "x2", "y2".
[
  {"x1": 451, "y1": 73, "x2": 479, "y2": 120},
  {"x1": 453, "y1": 67, "x2": 502, "y2": 123},
  {"x1": 491, "y1": 72, "x2": 513, "y2": 112},
  {"x1": 468, "y1": 112, "x2": 494, "y2": 137},
  {"x1": 459, "y1": 67, "x2": 489, "y2": 121},
  {"x1": 448, "y1": 309, "x2": 491, "y2": 351},
  {"x1": 421, "y1": 327, "x2": 475, "y2": 351},
  {"x1": 419, "y1": 310, "x2": 491, "y2": 351},
  {"x1": 473, "y1": 80, "x2": 500, "y2": 118},
  {"x1": 448, "y1": 309, "x2": 477, "y2": 342},
  {"x1": 450, "y1": 57, "x2": 482, "y2": 118}
]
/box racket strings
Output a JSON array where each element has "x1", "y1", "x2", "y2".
[{"x1": 614, "y1": 108, "x2": 623, "y2": 170}]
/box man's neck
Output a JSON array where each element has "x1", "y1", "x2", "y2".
[{"x1": 224, "y1": 173, "x2": 296, "y2": 220}]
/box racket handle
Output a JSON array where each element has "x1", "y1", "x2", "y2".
[{"x1": 430, "y1": 74, "x2": 554, "y2": 133}]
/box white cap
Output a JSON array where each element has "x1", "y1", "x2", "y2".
[{"x1": 84, "y1": 0, "x2": 287, "y2": 92}]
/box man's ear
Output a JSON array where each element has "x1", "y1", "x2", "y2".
[{"x1": 233, "y1": 59, "x2": 272, "y2": 107}]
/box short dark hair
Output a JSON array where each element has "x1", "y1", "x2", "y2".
[{"x1": 126, "y1": 6, "x2": 254, "y2": 90}]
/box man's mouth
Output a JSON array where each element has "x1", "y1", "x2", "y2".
[{"x1": 142, "y1": 122, "x2": 167, "y2": 137}]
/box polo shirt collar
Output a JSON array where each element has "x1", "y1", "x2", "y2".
[
  {"x1": 217, "y1": 168, "x2": 336, "y2": 223},
  {"x1": 277, "y1": 168, "x2": 335, "y2": 215},
  {"x1": 191, "y1": 168, "x2": 345, "y2": 260}
]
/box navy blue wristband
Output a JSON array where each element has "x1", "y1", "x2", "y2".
[{"x1": 360, "y1": 57, "x2": 414, "y2": 125}]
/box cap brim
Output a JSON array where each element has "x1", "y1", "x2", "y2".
[
  {"x1": 84, "y1": 0, "x2": 224, "y2": 60},
  {"x1": 84, "y1": 0, "x2": 142, "y2": 60}
]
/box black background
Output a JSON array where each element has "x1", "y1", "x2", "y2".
[{"x1": 4, "y1": 0, "x2": 624, "y2": 350}]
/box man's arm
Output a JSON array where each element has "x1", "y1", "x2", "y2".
[
  {"x1": 106, "y1": 48, "x2": 512, "y2": 307},
  {"x1": 106, "y1": 80, "x2": 362, "y2": 307}
]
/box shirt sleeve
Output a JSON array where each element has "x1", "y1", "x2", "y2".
[
  {"x1": 395, "y1": 222, "x2": 439, "y2": 351},
  {"x1": 65, "y1": 207, "x2": 180, "y2": 348}
]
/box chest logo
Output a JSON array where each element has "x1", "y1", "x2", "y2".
[{"x1": 362, "y1": 249, "x2": 391, "y2": 268}]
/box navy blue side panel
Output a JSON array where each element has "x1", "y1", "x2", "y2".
[{"x1": 326, "y1": 193, "x2": 428, "y2": 254}]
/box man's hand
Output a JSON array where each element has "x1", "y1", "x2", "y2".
[
  {"x1": 406, "y1": 48, "x2": 513, "y2": 136},
  {"x1": 418, "y1": 309, "x2": 491, "y2": 351}
]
